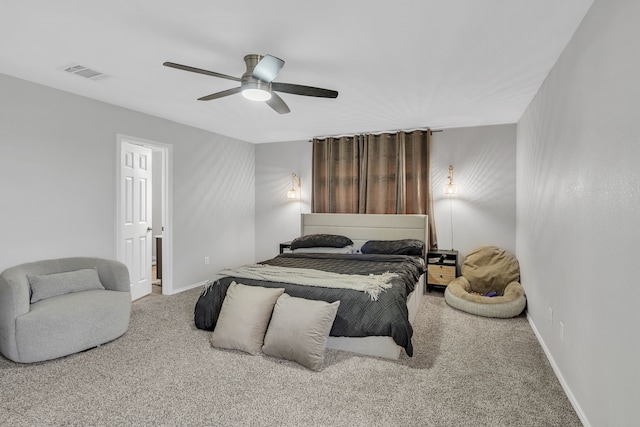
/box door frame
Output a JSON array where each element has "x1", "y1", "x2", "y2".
[{"x1": 116, "y1": 134, "x2": 173, "y2": 296}]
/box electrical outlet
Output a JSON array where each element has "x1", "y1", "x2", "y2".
[
  {"x1": 548, "y1": 307, "x2": 553, "y2": 324},
  {"x1": 204, "y1": 256, "x2": 210, "y2": 265},
  {"x1": 559, "y1": 322, "x2": 564, "y2": 343}
]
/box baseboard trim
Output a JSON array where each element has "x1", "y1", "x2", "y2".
[
  {"x1": 164, "y1": 280, "x2": 208, "y2": 296},
  {"x1": 526, "y1": 311, "x2": 590, "y2": 427}
]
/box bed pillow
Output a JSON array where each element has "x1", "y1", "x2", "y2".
[
  {"x1": 210, "y1": 282, "x2": 285, "y2": 355},
  {"x1": 290, "y1": 234, "x2": 353, "y2": 250},
  {"x1": 360, "y1": 239, "x2": 424, "y2": 256},
  {"x1": 292, "y1": 245, "x2": 354, "y2": 254},
  {"x1": 28, "y1": 268, "x2": 104, "y2": 303},
  {"x1": 262, "y1": 294, "x2": 340, "y2": 371}
]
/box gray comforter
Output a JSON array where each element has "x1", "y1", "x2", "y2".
[{"x1": 194, "y1": 253, "x2": 424, "y2": 356}]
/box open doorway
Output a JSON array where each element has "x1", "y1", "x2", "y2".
[
  {"x1": 151, "y1": 148, "x2": 164, "y2": 295},
  {"x1": 116, "y1": 134, "x2": 173, "y2": 299}
]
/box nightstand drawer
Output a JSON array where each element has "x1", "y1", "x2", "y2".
[
  {"x1": 430, "y1": 264, "x2": 455, "y2": 275},
  {"x1": 427, "y1": 265, "x2": 456, "y2": 285}
]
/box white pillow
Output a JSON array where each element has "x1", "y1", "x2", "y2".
[
  {"x1": 210, "y1": 282, "x2": 284, "y2": 355},
  {"x1": 262, "y1": 294, "x2": 340, "y2": 371},
  {"x1": 291, "y1": 245, "x2": 354, "y2": 254}
]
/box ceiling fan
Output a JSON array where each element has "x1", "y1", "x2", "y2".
[{"x1": 163, "y1": 54, "x2": 338, "y2": 114}]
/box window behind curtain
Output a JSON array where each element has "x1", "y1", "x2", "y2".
[{"x1": 312, "y1": 130, "x2": 438, "y2": 249}]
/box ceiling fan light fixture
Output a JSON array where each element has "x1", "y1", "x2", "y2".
[
  {"x1": 241, "y1": 79, "x2": 272, "y2": 101},
  {"x1": 242, "y1": 88, "x2": 272, "y2": 101}
]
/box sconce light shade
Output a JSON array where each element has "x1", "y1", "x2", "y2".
[
  {"x1": 444, "y1": 183, "x2": 457, "y2": 195},
  {"x1": 444, "y1": 165, "x2": 457, "y2": 195},
  {"x1": 287, "y1": 173, "x2": 301, "y2": 199}
]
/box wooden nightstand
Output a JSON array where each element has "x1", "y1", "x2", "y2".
[
  {"x1": 279, "y1": 241, "x2": 292, "y2": 254},
  {"x1": 426, "y1": 249, "x2": 459, "y2": 292}
]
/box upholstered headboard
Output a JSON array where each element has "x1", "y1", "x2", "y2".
[{"x1": 300, "y1": 213, "x2": 428, "y2": 252}]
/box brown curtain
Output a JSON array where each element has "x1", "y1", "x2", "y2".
[
  {"x1": 311, "y1": 135, "x2": 362, "y2": 213},
  {"x1": 312, "y1": 130, "x2": 438, "y2": 249}
]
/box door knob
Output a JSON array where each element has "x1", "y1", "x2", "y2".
[{"x1": 147, "y1": 227, "x2": 153, "y2": 232}]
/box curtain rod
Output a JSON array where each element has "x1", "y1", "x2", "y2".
[{"x1": 309, "y1": 128, "x2": 443, "y2": 142}]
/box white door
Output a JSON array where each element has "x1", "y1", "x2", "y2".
[{"x1": 121, "y1": 142, "x2": 153, "y2": 300}]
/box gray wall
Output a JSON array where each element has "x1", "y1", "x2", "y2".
[
  {"x1": 516, "y1": 0, "x2": 639, "y2": 425},
  {"x1": 255, "y1": 140, "x2": 312, "y2": 262},
  {"x1": 254, "y1": 124, "x2": 516, "y2": 263},
  {"x1": 431, "y1": 125, "x2": 516, "y2": 259},
  {"x1": 0, "y1": 73, "x2": 255, "y2": 291}
]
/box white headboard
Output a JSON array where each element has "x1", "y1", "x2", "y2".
[{"x1": 300, "y1": 213, "x2": 428, "y2": 251}]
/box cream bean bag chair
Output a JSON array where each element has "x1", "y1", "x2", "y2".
[{"x1": 444, "y1": 246, "x2": 526, "y2": 318}]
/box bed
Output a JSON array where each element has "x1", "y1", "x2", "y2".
[{"x1": 195, "y1": 213, "x2": 428, "y2": 359}]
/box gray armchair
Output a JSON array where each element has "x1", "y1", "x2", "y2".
[{"x1": 0, "y1": 257, "x2": 131, "y2": 363}]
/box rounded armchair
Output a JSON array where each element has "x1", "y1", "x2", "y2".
[
  {"x1": 0, "y1": 257, "x2": 131, "y2": 363},
  {"x1": 444, "y1": 246, "x2": 526, "y2": 318}
]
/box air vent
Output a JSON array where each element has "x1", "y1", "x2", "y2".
[{"x1": 62, "y1": 64, "x2": 109, "y2": 81}]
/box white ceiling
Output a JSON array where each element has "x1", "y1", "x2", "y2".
[{"x1": 0, "y1": 0, "x2": 593, "y2": 144}]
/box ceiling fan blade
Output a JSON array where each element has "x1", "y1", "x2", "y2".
[
  {"x1": 272, "y1": 82, "x2": 338, "y2": 98},
  {"x1": 252, "y1": 54, "x2": 285, "y2": 83},
  {"x1": 163, "y1": 62, "x2": 240, "y2": 82},
  {"x1": 265, "y1": 92, "x2": 290, "y2": 114},
  {"x1": 197, "y1": 87, "x2": 242, "y2": 101}
]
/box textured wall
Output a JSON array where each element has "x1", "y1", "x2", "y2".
[
  {"x1": 255, "y1": 140, "x2": 311, "y2": 262},
  {"x1": 516, "y1": 0, "x2": 640, "y2": 424},
  {"x1": 255, "y1": 124, "x2": 517, "y2": 263},
  {"x1": 431, "y1": 124, "x2": 516, "y2": 259},
  {"x1": 0, "y1": 73, "x2": 255, "y2": 292}
]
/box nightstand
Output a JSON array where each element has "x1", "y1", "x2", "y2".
[
  {"x1": 426, "y1": 249, "x2": 459, "y2": 292},
  {"x1": 279, "y1": 241, "x2": 292, "y2": 254}
]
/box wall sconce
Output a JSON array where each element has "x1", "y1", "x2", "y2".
[
  {"x1": 444, "y1": 165, "x2": 457, "y2": 195},
  {"x1": 287, "y1": 173, "x2": 301, "y2": 199}
]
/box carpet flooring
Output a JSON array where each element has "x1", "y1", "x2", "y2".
[{"x1": 0, "y1": 288, "x2": 581, "y2": 426}]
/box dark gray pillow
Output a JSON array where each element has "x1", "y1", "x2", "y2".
[
  {"x1": 290, "y1": 234, "x2": 353, "y2": 250},
  {"x1": 292, "y1": 245, "x2": 354, "y2": 254},
  {"x1": 360, "y1": 239, "x2": 424, "y2": 256},
  {"x1": 28, "y1": 268, "x2": 104, "y2": 303}
]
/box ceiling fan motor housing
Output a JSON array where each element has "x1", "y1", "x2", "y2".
[
  {"x1": 241, "y1": 54, "x2": 273, "y2": 99},
  {"x1": 241, "y1": 76, "x2": 272, "y2": 92},
  {"x1": 243, "y1": 54, "x2": 264, "y2": 74}
]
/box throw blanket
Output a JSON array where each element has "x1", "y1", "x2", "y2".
[{"x1": 217, "y1": 264, "x2": 398, "y2": 301}]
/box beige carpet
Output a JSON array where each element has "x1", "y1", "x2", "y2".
[{"x1": 0, "y1": 288, "x2": 581, "y2": 426}]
